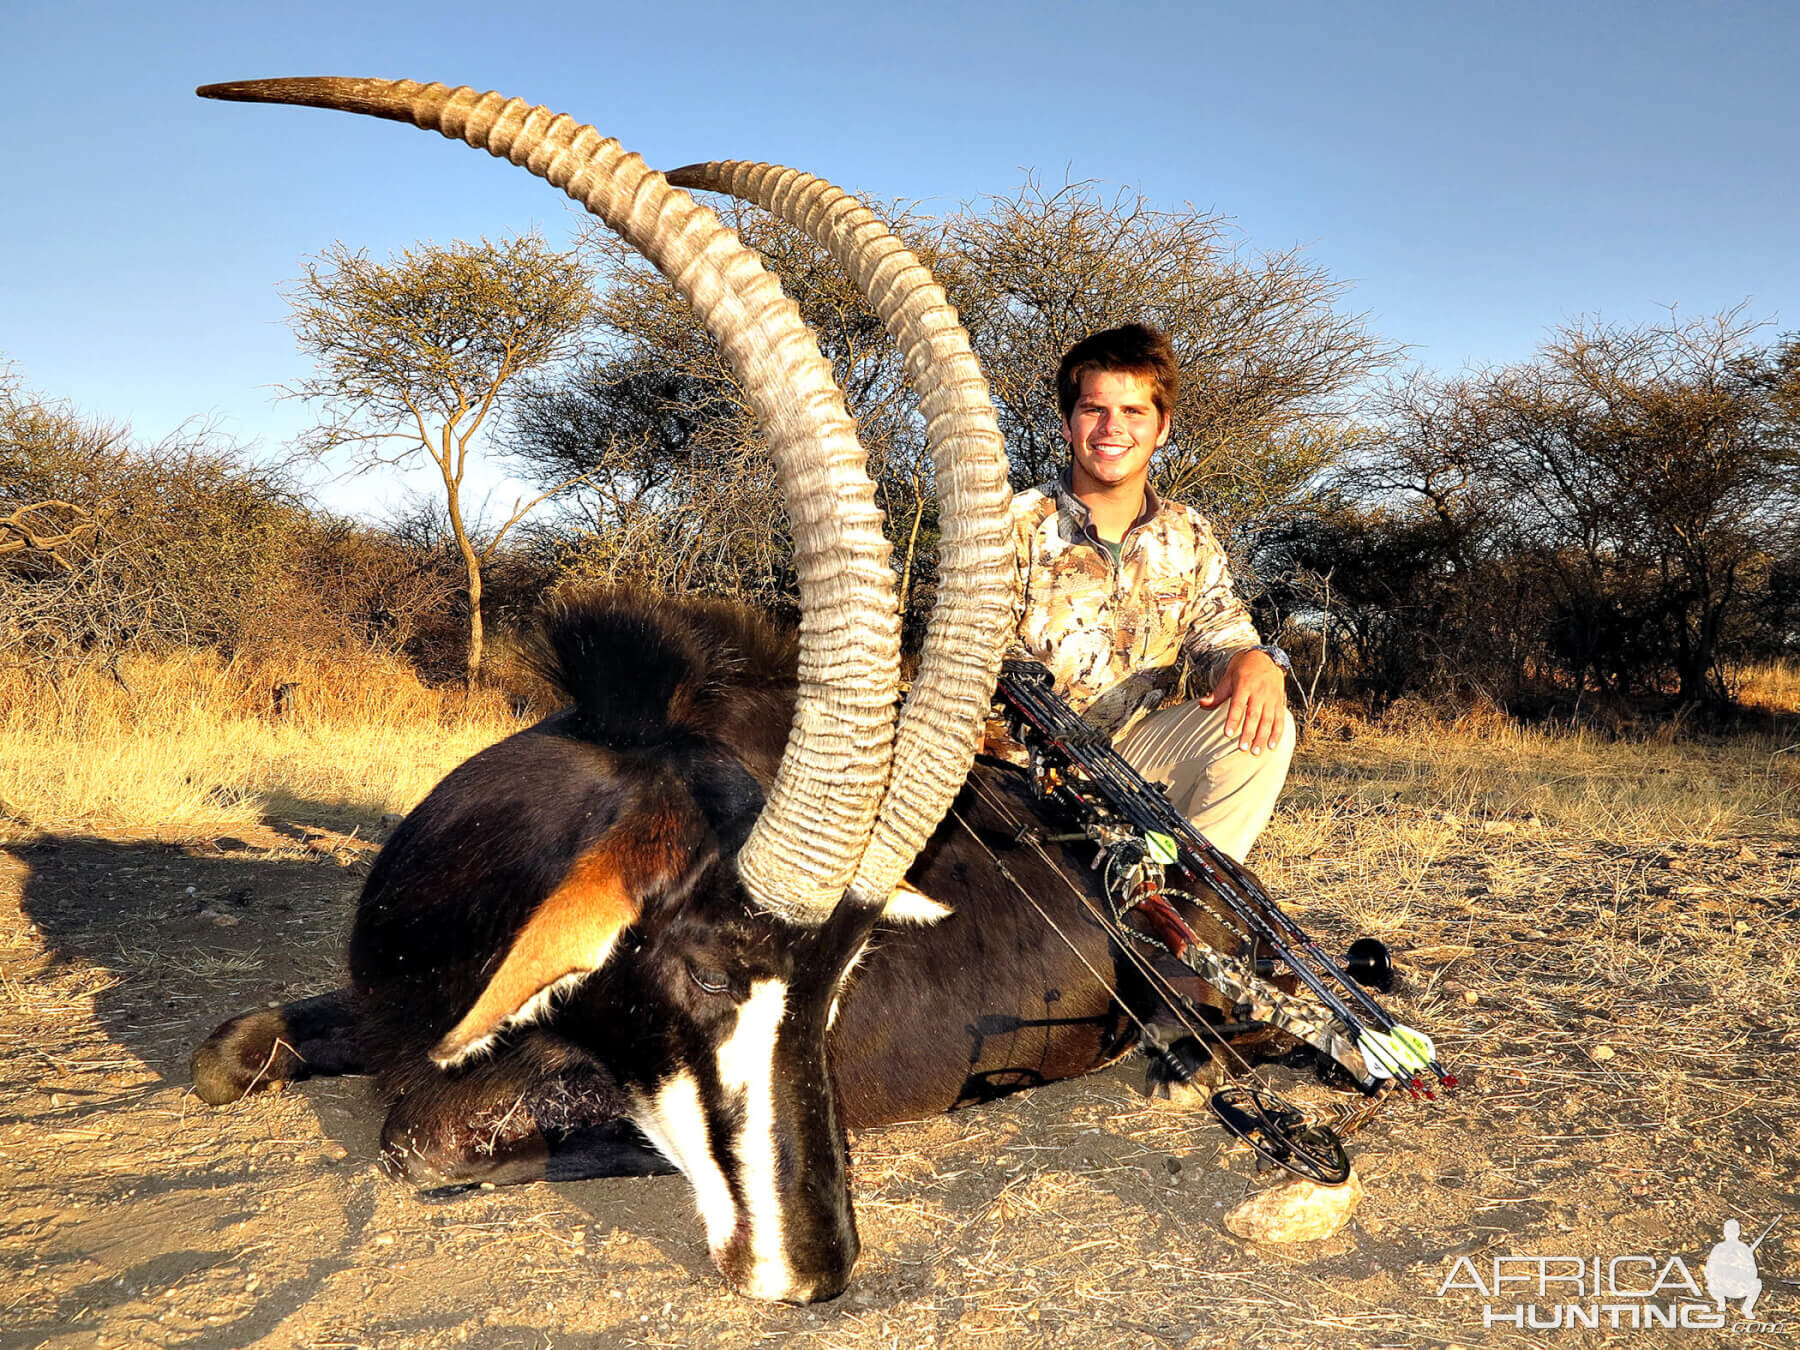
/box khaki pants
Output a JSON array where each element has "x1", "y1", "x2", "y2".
[{"x1": 1113, "y1": 700, "x2": 1296, "y2": 863}]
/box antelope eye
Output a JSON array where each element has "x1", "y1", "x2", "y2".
[{"x1": 687, "y1": 962, "x2": 731, "y2": 996}]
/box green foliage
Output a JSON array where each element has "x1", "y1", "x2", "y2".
[{"x1": 1272, "y1": 313, "x2": 1800, "y2": 709}]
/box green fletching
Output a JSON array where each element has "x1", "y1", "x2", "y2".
[
  {"x1": 1391, "y1": 1024, "x2": 1434, "y2": 1069},
  {"x1": 1145, "y1": 831, "x2": 1178, "y2": 865},
  {"x1": 1360, "y1": 1025, "x2": 1435, "y2": 1077}
]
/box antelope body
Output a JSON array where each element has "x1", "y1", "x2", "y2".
[{"x1": 185, "y1": 77, "x2": 1270, "y2": 1303}]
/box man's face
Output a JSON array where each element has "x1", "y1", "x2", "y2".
[{"x1": 1062, "y1": 369, "x2": 1170, "y2": 498}]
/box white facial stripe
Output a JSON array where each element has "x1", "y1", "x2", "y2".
[
  {"x1": 714, "y1": 978, "x2": 792, "y2": 1298},
  {"x1": 634, "y1": 1072, "x2": 736, "y2": 1250}
]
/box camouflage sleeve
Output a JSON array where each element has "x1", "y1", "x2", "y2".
[{"x1": 1175, "y1": 510, "x2": 1263, "y2": 689}]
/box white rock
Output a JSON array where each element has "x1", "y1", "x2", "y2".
[{"x1": 1224, "y1": 1166, "x2": 1365, "y2": 1243}]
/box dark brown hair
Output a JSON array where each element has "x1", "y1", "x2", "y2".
[{"x1": 1055, "y1": 323, "x2": 1180, "y2": 422}]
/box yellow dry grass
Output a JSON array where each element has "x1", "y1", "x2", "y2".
[
  {"x1": 1257, "y1": 689, "x2": 1799, "y2": 938},
  {"x1": 1733, "y1": 656, "x2": 1800, "y2": 715},
  {"x1": 6, "y1": 651, "x2": 1796, "y2": 868},
  {"x1": 0, "y1": 649, "x2": 523, "y2": 842}
]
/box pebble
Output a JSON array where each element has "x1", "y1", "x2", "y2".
[
  {"x1": 1591, "y1": 1045, "x2": 1616, "y2": 1061},
  {"x1": 1462, "y1": 990, "x2": 1480, "y2": 1005}
]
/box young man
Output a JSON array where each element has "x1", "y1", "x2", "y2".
[{"x1": 1005, "y1": 323, "x2": 1295, "y2": 863}]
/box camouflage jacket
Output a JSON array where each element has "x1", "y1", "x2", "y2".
[{"x1": 1006, "y1": 474, "x2": 1263, "y2": 720}]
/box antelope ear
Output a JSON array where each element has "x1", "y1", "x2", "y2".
[
  {"x1": 431, "y1": 817, "x2": 686, "y2": 1068},
  {"x1": 880, "y1": 879, "x2": 952, "y2": 925}
]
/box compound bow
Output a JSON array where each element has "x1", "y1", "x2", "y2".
[{"x1": 989, "y1": 659, "x2": 1457, "y2": 1183}]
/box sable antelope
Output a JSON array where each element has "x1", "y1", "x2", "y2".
[{"x1": 188, "y1": 78, "x2": 1278, "y2": 1304}]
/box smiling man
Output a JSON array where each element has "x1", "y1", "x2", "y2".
[{"x1": 1004, "y1": 323, "x2": 1295, "y2": 863}]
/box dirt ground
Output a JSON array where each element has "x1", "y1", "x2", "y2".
[{"x1": 3, "y1": 802, "x2": 1797, "y2": 1349}]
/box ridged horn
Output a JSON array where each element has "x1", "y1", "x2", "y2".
[
  {"x1": 196, "y1": 78, "x2": 898, "y2": 921},
  {"x1": 666, "y1": 162, "x2": 1015, "y2": 905}
]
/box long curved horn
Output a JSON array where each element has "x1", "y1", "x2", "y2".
[
  {"x1": 666, "y1": 163, "x2": 1015, "y2": 904},
  {"x1": 196, "y1": 78, "x2": 897, "y2": 921}
]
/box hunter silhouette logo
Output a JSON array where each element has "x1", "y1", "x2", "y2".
[
  {"x1": 1704, "y1": 1218, "x2": 1775, "y2": 1318},
  {"x1": 1437, "y1": 1216, "x2": 1786, "y2": 1332}
]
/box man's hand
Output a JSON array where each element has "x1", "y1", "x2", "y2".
[{"x1": 1197, "y1": 649, "x2": 1288, "y2": 754}]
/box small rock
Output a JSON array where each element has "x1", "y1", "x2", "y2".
[
  {"x1": 1224, "y1": 1167, "x2": 1365, "y2": 1243},
  {"x1": 374, "y1": 1234, "x2": 394, "y2": 1247},
  {"x1": 1480, "y1": 820, "x2": 1515, "y2": 835},
  {"x1": 1591, "y1": 1045, "x2": 1615, "y2": 1061},
  {"x1": 1462, "y1": 989, "x2": 1480, "y2": 1005},
  {"x1": 212, "y1": 913, "x2": 239, "y2": 927}
]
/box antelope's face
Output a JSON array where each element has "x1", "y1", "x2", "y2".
[{"x1": 569, "y1": 881, "x2": 885, "y2": 1303}]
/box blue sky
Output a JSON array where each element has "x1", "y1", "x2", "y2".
[{"x1": 7, "y1": 0, "x2": 1798, "y2": 518}]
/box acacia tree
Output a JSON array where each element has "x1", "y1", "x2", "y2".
[
  {"x1": 1484, "y1": 313, "x2": 1800, "y2": 702},
  {"x1": 1315, "y1": 313, "x2": 1800, "y2": 707},
  {"x1": 287, "y1": 232, "x2": 595, "y2": 685},
  {"x1": 511, "y1": 198, "x2": 964, "y2": 630}
]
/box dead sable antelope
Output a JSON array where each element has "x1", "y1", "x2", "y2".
[{"x1": 188, "y1": 78, "x2": 1282, "y2": 1304}]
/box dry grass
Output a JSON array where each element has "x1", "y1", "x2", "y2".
[
  {"x1": 0, "y1": 649, "x2": 524, "y2": 842},
  {"x1": 1734, "y1": 657, "x2": 1800, "y2": 716},
  {"x1": 1260, "y1": 695, "x2": 1799, "y2": 939},
  {"x1": 2, "y1": 659, "x2": 1797, "y2": 1347}
]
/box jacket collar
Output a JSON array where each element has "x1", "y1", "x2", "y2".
[{"x1": 1052, "y1": 468, "x2": 1162, "y2": 543}]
